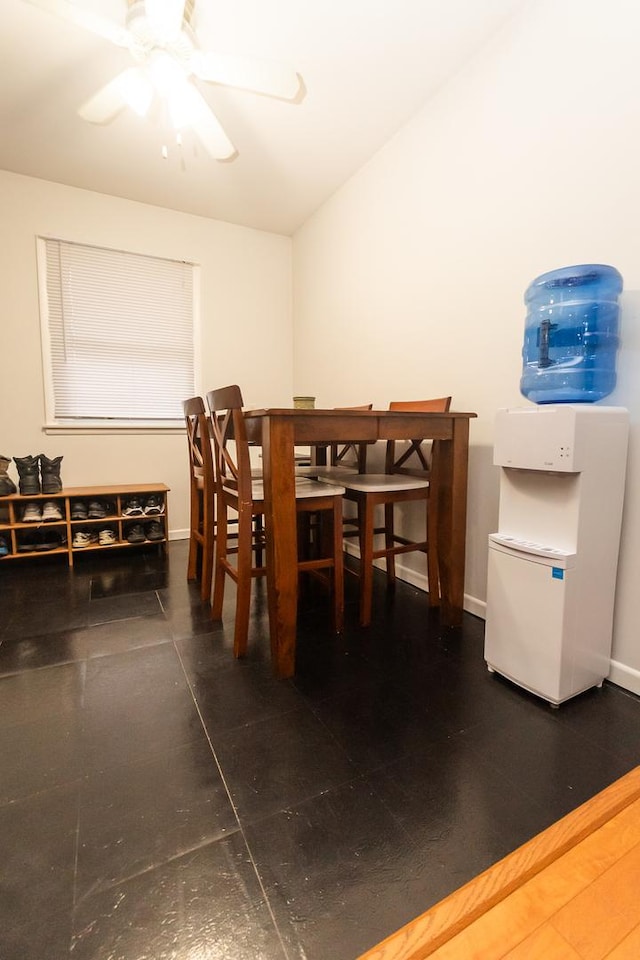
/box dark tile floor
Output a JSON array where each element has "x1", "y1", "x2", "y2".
[{"x1": 1, "y1": 540, "x2": 640, "y2": 960}]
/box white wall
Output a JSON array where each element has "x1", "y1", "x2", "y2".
[
  {"x1": 0, "y1": 170, "x2": 293, "y2": 537},
  {"x1": 292, "y1": 0, "x2": 640, "y2": 693}
]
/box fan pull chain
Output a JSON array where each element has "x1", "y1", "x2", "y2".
[{"x1": 161, "y1": 133, "x2": 183, "y2": 160}]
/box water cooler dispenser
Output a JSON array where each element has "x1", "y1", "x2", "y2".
[{"x1": 484, "y1": 405, "x2": 628, "y2": 705}]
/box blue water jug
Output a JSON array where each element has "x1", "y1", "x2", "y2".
[{"x1": 520, "y1": 263, "x2": 622, "y2": 404}]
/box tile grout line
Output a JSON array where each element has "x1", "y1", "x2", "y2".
[
  {"x1": 162, "y1": 594, "x2": 292, "y2": 960},
  {"x1": 70, "y1": 657, "x2": 87, "y2": 955}
]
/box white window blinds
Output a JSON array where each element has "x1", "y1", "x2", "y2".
[{"x1": 40, "y1": 238, "x2": 195, "y2": 423}]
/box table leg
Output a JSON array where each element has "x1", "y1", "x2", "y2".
[
  {"x1": 437, "y1": 418, "x2": 470, "y2": 626},
  {"x1": 261, "y1": 416, "x2": 299, "y2": 678}
]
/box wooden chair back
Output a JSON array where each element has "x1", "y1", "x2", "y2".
[
  {"x1": 184, "y1": 396, "x2": 214, "y2": 492},
  {"x1": 183, "y1": 395, "x2": 215, "y2": 601},
  {"x1": 385, "y1": 397, "x2": 452, "y2": 478},
  {"x1": 329, "y1": 403, "x2": 373, "y2": 471},
  {"x1": 206, "y1": 384, "x2": 254, "y2": 502}
]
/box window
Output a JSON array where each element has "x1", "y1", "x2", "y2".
[{"x1": 38, "y1": 237, "x2": 196, "y2": 429}]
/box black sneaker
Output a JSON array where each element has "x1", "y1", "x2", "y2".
[
  {"x1": 17, "y1": 532, "x2": 39, "y2": 552},
  {"x1": 143, "y1": 496, "x2": 164, "y2": 515},
  {"x1": 125, "y1": 523, "x2": 146, "y2": 544},
  {"x1": 123, "y1": 498, "x2": 144, "y2": 517},
  {"x1": 0, "y1": 477, "x2": 16, "y2": 497},
  {"x1": 87, "y1": 501, "x2": 107, "y2": 519},
  {"x1": 34, "y1": 530, "x2": 63, "y2": 551},
  {"x1": 146, "y1": 521, "x2": 165, "y2": 541},
  {"x1": 71, "y1": 501, "x2": 88, "y2": 520}
]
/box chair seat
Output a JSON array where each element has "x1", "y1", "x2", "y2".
[
  {"x1": 332, "y1": 396, "x2": 451, "y2": 627},
  {"x1": 296, "y1": 464, "x2": 358, "y2": 479},
  {"x1": 317, "y1": 473, "x2": 429, "y2": 493},
  {"x1": 251, "y1": 477, "x2": 346, "y2": 499}
]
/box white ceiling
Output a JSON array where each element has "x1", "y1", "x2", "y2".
[{"x1": 1, "y1": 0, "x2": 527, "y2": 235}]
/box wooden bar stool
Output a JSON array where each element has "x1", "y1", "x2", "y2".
[
  {"x1": 206, "y1": 385, "x2": 346, "y2": 658},
  {"x1": 183, "y1": 396, "x2": 215, "y2": 603},
  {"x1": 318, "y1": 397, "x2": 452, "y2": 626}
]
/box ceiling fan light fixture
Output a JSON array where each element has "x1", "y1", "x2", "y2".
[
  {"x1": 117, "y1": 67, "x2": 153, "y2": 117},
  {"x1": 125, "y1": 0, "x2": 194, "y2": 63},
  {"x1": 147, "y1": 49, "x2": 188, "y2": 97},
  {"x1": 169, "y1": 82, "x2": 236, "y2": 159},
  {"x1": 167, "y1": 81, "x2": 205, "y2": 129}
]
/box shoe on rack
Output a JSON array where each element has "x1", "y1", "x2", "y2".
[
  {"x1": 125, "y1": 523, "x2": 146, "y2": 544},
  {"x1": 34, "y1": 530, "x2": 63, "y2": 551},
  {"x1": 0, "y1": 536, "x2": 9, "y2": 557},
  {"x1": 146, "y1": 520, "x2": 165, "y2": 541},
  {"x1": 98, "y1": 528, "x2": 117, "y2": 546},
  {"x1": 21, "y1": 502, "x2": 42, "y2": 523},
  {"x1": 18, "y1": 532, "x2": 39, "y2": 552},
  {"x1": 143, "y1": 496, "x2": 164, "y2": 516},
  {"x1": 87, "y1": 500, "x2": 108, "y2": 519},
  {"x1": 0, "y1": 456, "x2": 17, "y2": 497},
  {"x1": 42, "y1": 500, "x2": 63, "y2": 522},
  {"x1": 71, "y1": 501, "x2": 88, "y2": 520},
  {"x1": 72, "y1": 530, "x2": 91, "y2": 548},
  {"x1": 123, "y1": 498, "x2": 144, "y2": 517},
  {"x1": 40, "y1": 454, "x2": 63, "y2": 495},
  {"x1": 14, "y1": 455, "x2": 41, "y2": 495}
]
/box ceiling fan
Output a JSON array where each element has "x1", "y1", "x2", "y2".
[{"x1": 25, "y1": 0, "x2": 303, "y2": 159}]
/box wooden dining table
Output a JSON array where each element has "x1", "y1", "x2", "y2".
[{"x1": 243, "y1": 407, "x2": 477, "y2": 679}]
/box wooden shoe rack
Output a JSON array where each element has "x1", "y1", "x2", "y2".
[{"x1": 0, "y1": 483, "x2": 169, "y2": 567}]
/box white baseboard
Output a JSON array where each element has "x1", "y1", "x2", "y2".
[
  {"x1": 463, "y1": 595, "x2": 487, "y2": 620},
  {"x1": 168, "y1": 528, "x2": 189, "y2": 541},
  {"x1": 607, "y1": 660, "x2": 640, "y2": 697}
]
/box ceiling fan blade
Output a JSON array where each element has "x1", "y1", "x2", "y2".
[
  {"x1": 23, "y1": 0, "x2": 130, "y2": 46},
  {"x1": 145, "y1": 0, "x2": 185, "y2": 42},
  {"x1": 78, "y1": 71, "x2": 132, "y2": 124},
  {"x1": 192, "y1": 113, "x2": 236, "y2": 161},
  {"x1": 190, "y1": 51, "x2": 301, "y2": 101}
]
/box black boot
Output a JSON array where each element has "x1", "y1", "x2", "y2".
[
  {"x1": 40, "y1": 455, "x2": 63, "y2": 494},
  {"x1": 0, "y1": 455, "x2": 17, "y2": 496},
  {"x1": 13, "y1": 455, "x2": 40, "y2": 495}
]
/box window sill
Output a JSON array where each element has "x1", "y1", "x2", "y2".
[{"x1": 44, "y1": 422, "x2": 184, "y2": 436}]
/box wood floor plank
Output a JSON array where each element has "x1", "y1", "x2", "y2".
[
  {"x1": 502, "y1": 924, "x2": 583, "y2": 960},
  {"x1": 603, "y1": 922, "x2": 640, "y2": 959},
  {"x1": 550, "y1": 841, "x2": 640, "y2": 960}
]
